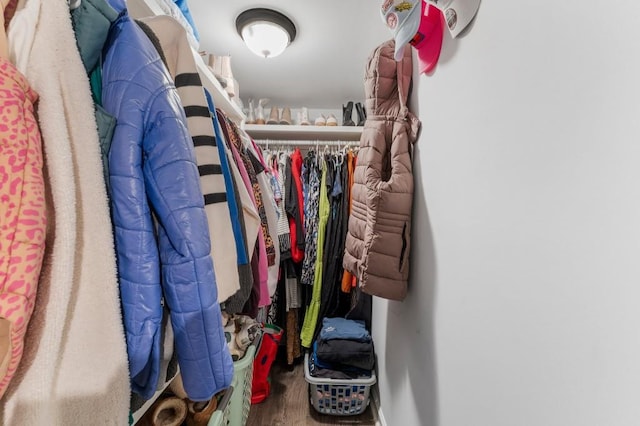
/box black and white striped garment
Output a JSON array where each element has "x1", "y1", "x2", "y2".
[{"x1": 143, "y1": 16, "x2": 240, "y2": 302}]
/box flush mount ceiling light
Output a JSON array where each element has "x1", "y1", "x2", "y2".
[{"x1": 236, "y1": 8, "x2": 297, "y2": 59}]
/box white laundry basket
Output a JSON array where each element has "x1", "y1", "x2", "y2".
[{"x1": 303, "y1": 353, "x2": 376, "y2": 416}]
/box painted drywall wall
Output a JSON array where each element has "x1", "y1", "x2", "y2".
[{"x1": 372, "y1": 1, "x2": 640, "y2": 425}]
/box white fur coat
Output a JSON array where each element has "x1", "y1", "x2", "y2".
[{"x1": 0, "y1": 0, "x2": 130, "y2": 424}]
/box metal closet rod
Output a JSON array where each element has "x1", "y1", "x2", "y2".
[{"x1": 253, "y1": 139, "x2": 357, "y2": 147}]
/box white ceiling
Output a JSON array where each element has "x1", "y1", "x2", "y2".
[{"x1": 188, "y1": 0, "x2": 391, "y2": 110}]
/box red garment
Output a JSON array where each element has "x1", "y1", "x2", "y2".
[{"x1": 288, "y1": 149, "x2": 305, "y2": 263}]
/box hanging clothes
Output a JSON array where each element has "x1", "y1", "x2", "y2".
[
  {"x1": 300, "y1": 160, "x2": 329, "y2": 348},
  {"x1": 286, "y1": 149, "x2": 305, "y2": 263},
  {"x1": 301, "y1": 151, "x2": 321, "y2": 287},
  {"x1": 343, "y1": 40, "x2": 421, "y2": 302},
  {"x1": 142, "y1": 15, "x2": 241, "y2": 304},
  {"x1": 224, "y1": 117, "x2": 275, "y2": 268},
  {"x1": 70, "y1": 0, "x2": 119, "y2": 194},
  {"x1": 245, "y1": 136, "x2": 281, "y2": 298},
  {"x1": 217, "y1": 112, "x2": 270, "y2": 310},
  {"x1": 2, "y1": 0, "x2": 130, "y2": 423},
  {"x1": 315, "y1": 155, "x2": 351, "y2": 339},
  {"x1": 102, "y1": 10, "x2": 232, "y2": 401},
  {"x1": 274, "y1": 152, "x2": 291, "y2": 256},
  {"x1": 205, "y1": 93, "x2": 256, "y2": 312},
  {"x1": 341, "y1": 150, "x2": 357, "y2": 292},
  {"x1": 214, "y1": 109, "x2": 260, "y2": 314},
  {"x1": 0, "y1": 57, "x2": 46, "y2": 399}
]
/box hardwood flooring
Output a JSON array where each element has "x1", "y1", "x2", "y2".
[{"x1": 246, "y1": 358, "x2": 376, "y2": 426}]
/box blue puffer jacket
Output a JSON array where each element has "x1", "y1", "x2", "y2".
[{"x1": 102, "y1": 11, "x2": 233, "y2": 401}]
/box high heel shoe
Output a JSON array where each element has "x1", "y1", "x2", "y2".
[{"x1": 342, "y1": 101, "x2": 355, "y2": 126}]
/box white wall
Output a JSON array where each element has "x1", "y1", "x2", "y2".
[{"x1": 373, "y1": 1, "x2": 640, "y2": 425}]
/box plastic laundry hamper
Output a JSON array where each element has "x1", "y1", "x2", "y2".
[
  {"x1": 304, "y1": 353, "x2": 377, "y2": 416},
  {"x1": 226, "y1": 343, "x2": 257, "y2": 426},
  {"x1": 207, "y1": 386, "x2": 233, "y2": 426}
]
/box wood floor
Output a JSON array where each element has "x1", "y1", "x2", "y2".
[{"x1": 246, "y1": 358, "x2": 376, "y2": 426}]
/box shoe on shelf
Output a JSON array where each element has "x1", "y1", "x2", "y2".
[
  {"x1": 214, "y1": 76, "x2": 227, "y2": 88},
  {"x1": 326, "y1": 113, "x2": 338, "y2": 126},
  {"x1": 355, "y1": 102, "x2": 366, "y2": 126},
  {"x1": 300, "y1": 107, "x2": 311, "y2": 126},
  {"x1": 246, "y1": 99, "x2": 256, "y2": 124},
  {"x1": 280, "y1": 107, "x2": 292, "y2": 125},
  {"x1": 209, "y1": 55, "x2": 238, "y2": 98},
  {"x1": 256, "y1": 98, "x2": 268, "y2": 125},
  {"x1": 342, "y1": 101, "x2": 355, "y2": 126},
  {"x1": 314, "y1": 114, "x2": 326, "y2": 126},
  {"x1": 267, "y1": 106, "x2": 280, "y2": 124}
]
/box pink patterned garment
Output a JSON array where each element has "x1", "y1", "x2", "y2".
[{"x1": 0, "y1": 56, "x2": 46, "y2": 398}]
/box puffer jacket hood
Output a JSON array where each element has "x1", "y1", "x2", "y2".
[
  {"x1": 343, "y1": 39, "x2": 421, "y2": 301},
  {"x1": 364, "y1": 40, "x2": 414, "y2": 120},
  {"x1": 102, "y1": 11, "x2": 232, "y2": 401}
]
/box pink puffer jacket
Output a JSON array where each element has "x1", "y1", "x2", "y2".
[
  {"x1": 0, "y1": 57, "x2": 47, "y2": 398},
  {"x1": 343, "y1": 40, "x2": 420, "y2": 301}
]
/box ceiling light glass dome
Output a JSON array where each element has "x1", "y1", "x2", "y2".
[{"x1": 236, "y1": 8, "x2": 297, "y2": 59}]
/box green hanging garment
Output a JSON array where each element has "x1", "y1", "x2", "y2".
[{"x1": 300, "y1": 158, "x2": 330, "y2": 348}]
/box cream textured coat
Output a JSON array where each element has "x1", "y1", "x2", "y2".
[
  {"x1": 343, "y1": 40, "x2": 421, "y2": 301},
  {"x1": 1, "y1": 0, "x2": 129, "y2": 423}
]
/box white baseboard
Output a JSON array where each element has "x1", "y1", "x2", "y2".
[{"x1": 371, "y1": 385, "x2": 387, "y2": 426}]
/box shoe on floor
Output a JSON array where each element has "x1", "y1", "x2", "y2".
[
  {"x1": 185, "y1": 396, "x2": 218, "y2": 426},
  {"x1": 138, "y1": 396, "x2": 187, "y2": 426}
]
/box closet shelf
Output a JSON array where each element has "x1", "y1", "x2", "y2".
[
  {"x1": 192, "y1": 52, "x2": 246, "y2": 123},
  {"x1": 127, "y1": 0, "x2": 246, "y2": 124},
  {"x1": 244, "y1": 124, "x2": 363, "y2": 141}
]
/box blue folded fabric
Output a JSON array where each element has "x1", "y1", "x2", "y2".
[{"x1": 319, "y1": 317, "x2": 371, "y2": 343}]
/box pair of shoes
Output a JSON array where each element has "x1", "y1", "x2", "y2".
[
  {"x1": 343, "y1": 101, "x2": 367, "y2": 126},
  {"x1": 296, "y1": 107, "x2": 311, "y2": 126},
  {"x1": 315, "y1": 114, "x2": 338, "y2": 126},
  {"x1": 267, "y1": 107, "x2": 292, "y2": 125}
]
